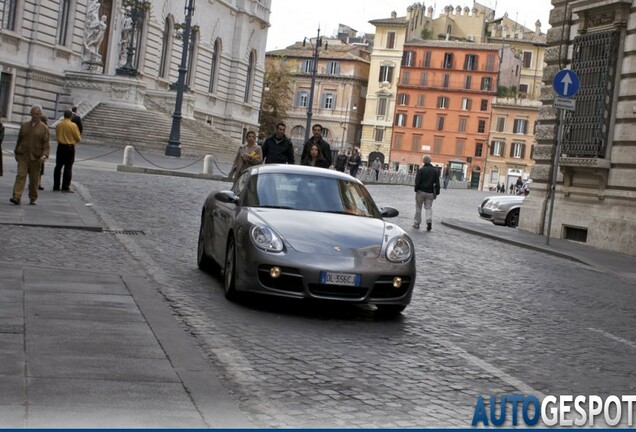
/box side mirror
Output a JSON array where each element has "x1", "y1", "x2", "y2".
[
  {"x1": 380, "y1": 206, "x2": 399, "y2": 218},
  {"x1": 215, "y1": 190, "x2": 240, "y2": 204}
]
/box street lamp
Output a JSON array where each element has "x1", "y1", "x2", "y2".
[
  {"x1": 165, "y1": 0, "x2": 196, "y2": 157},
  {"x1": 302, "y1": 27, "x2": 326, "y2": 142},
  {"x1": 115, "y1": 0, "x2": 151, "y2": 76}
]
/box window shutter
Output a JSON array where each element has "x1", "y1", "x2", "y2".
[
  {"x1": 387, "y1": 67, "x2": 393, "y2": 83},
  {"x1": 320, "y1": 93, "x2": 326, "y2": 108},
  {"x1": 490, "y1": 142, "x2": 495, "y2": 156},
  {"x1": 521, "y1": 144, "x2": 526, "y2": 159}
]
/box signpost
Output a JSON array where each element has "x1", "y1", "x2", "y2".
[{"x1": 546, "y1": 69, "x2": 580, "y2": 245}]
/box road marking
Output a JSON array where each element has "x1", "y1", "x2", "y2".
[
  {"x1": 408, "y1": 329, "x2": 545, "y2": 398},
  {"x1": 588, "y1": 327, "x2": 636, "y2": 350}
]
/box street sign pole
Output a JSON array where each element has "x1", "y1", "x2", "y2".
[
  {"x1": 546, "y1": 108, "x2": 565, "y2": 245},
  {"x1": 546, "y1": 69, "x2": 580, "y2": 245}
]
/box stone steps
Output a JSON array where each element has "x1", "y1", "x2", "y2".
[{"x1": 80, "y1": 103, "x2": 239, "y2": 162}]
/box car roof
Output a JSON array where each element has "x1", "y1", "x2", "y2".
[{"x1": 250, "y1": 164, "x2": 361, "y2": 183}]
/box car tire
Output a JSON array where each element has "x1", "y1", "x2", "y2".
[
  {"x1": 197, "y1": 211, "x2": 217, "y2": 272},
  {"x1": 376, "y1": 304, "x2": 406, "y2": 316},
  {"x1": 506, "y1": 208, "x2": 520, "y2": 228},
  {"x1": 224, "y1": 236, "x2": 239, "y2": 301}
]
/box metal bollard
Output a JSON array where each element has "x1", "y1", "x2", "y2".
[
  {"x1": 123, "y1": 145, "x2": 134, "y2": 166},
  {"x1": 203, "y1": 154, "x2": 214, "y2": 175}
]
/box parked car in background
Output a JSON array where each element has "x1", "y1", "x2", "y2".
[
  {"x1": 197, "y1": 164, "x2": 416, "y2": 315},
  {"x1": 478, "y1": 195, "x2": 525, "y2": 227}
]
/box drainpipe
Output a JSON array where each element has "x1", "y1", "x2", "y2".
[{"x1": 24, "y1": 0, "x2": 43, "y2": 120}]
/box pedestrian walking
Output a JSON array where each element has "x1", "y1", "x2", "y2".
[
  {"x1": 10, "y1": 104, "x2": 50, "y2": 205},
  {"x1": 36, "y1": 115, "x2": 49, "y2": 190},
  {"x1": 71, "y1": 106, "x2": 84, "y2": 134},
  {"x1": 53, "y1": 109, "x2": 81, "y2": 192},
  {"x1": 228, "y1": 130, "x2": 262, "y2": 181},
  {"x1": 443, "y1": 173, "x2": 450, "y2": 190},
  {"x1": 262, "y1": 122, "x2": 295, "y2": 164},
  {"x1": 347, "y1": 148, "x2": 361, "y2": 177},
  {"x1": 413, "y1": 155, "x2": 440, "y2": 231},
  {"x1": 301, "y1": 124, "x2": 332, "y2": 168},
  {"x1": 334, "y1": 152, "x2": 348, "y2": 172},
  {"x1": 371, "y1": 157, "x2": 382, "y2": 181},
  {"x1": 509, "y1": 183, "x2": 514, "y2": 194},
  {"x1": 515, "y1": 177, "x2": 523, "y2": 195}
]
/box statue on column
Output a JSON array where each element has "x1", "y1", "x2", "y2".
[
  {"x1": 83, "y1": 0, "x2": 108, "y2": 64},
  {"x1": 119, "y1": 15, "x2": 133, "y2": 66}
]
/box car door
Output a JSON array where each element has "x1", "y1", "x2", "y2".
[{"x1": 212, "y1": 172, "x2": 249, "y2": 259}]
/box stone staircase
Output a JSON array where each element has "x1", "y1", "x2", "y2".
[{"x1": 80, "y1": 103, "x2": 239, "y2": 162}]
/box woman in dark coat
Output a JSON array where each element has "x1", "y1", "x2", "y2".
[{"x1": 302, "y1": 143, "x2": 330, "y2": 169}]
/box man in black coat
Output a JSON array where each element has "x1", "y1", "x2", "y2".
[
  {"x1": 413, "y1": 155, "x2": 440, "y2": 231},
  {"x1": 262, "y1": 122, "x2": 295, "y2": 164},
  {"x1": 71, "y1": 106, "x2": 83, "y2": 134},
  {"x1": 301, "y1": 124, "x2": 332, "y2": 168}
]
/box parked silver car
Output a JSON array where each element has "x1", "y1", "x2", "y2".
[
  {"x1": 197, "y1": 164, "x2": 416, "y2": 315},
  {"x1": 478, "y1": 195, "x2": 524, "y2": 227}
]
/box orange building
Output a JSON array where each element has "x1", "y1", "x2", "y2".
[{"x1": 390, "y1": 40, "x2": 500, "y2": 187}]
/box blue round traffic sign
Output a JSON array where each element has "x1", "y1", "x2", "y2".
[{"x1": 553, "y1": 69, "x2": 580, "y2": 98}]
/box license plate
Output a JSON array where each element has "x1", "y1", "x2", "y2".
[{"x1": 320, "y1": 272, "x2": 361, "y2": 286}]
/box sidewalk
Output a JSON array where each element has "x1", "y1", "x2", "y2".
[
  {"x1": 442, "y1": 218, "x2": 636, "y2": 283},
  {"x1": 0, "y1": 179, "x2": 252, "y2": 427}
]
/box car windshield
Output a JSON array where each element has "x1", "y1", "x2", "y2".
[{"x1": 242, "y1": 173, "x2": 381, "y2": 218}]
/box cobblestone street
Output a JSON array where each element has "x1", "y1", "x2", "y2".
[{"x1": 2, "y1": 156, "x2": 635, "y2": 427}]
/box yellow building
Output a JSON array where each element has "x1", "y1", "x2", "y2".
[
  {"x1": 486, "y1": 15, "x2": 547, "y2": 100},
  {"x1": 359, "y1": 12, "x2": 408, "y2": 165}
]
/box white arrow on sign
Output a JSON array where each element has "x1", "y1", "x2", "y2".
[{"x1": 561, "y1": 73, "x2": 573, "y2": 97}]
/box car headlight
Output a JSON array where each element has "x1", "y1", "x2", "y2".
[
  {"x1": 385, "y1": 236, "x2": 412, "y2": 263},
  {"x1": 250, "y1": 225, "x2": 283, "y2": 252}
]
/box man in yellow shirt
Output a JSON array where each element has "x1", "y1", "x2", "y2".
[{"x1": 53, "y1": 109, "x2": 82, "y2": 192}]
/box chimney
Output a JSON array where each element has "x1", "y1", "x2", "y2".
[
  {"x1": 535, "y1": 20, "x2": 541, "y2": 35},
  {"x1": 391, "y1": 10, "x2": 397, "y2": 18}
]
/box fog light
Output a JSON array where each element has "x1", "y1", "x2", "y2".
[
  {"x1": 393, "y1": 277, "x2": 402, "y2": 288},
  {"x1": 270, "y1": 266, "x2": 282, "y2": 278}
]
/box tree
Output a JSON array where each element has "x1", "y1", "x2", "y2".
[{"x1": 258, "y1": 57, "x2": 294, "y2": 139}]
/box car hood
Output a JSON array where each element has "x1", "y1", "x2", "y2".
[
  {"x1": 248, "y1": 208, "x2": 396, "y2": 257},
  {"x1": 485, "y1": 195, "x2": 524, "y2": 202}
]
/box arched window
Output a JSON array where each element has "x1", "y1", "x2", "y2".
[
  {"x1": 244, "y1": 50, "x2": 256, "y2": 102},
  {"x1": 159, "y1": 15, "x2": 174, "y2": 78},
  {"x1": 290, "y1": 125, "x2": 305, "y2": 140},
  {"x1": 158, "y1": 16, "x2": 173, "y2": 79},
  {"x1": 186, "y1": 28, "x2": 199, "y2": 89},
  {"x1": 209, "y1": 38, "x2": 221, "y2": 93}
]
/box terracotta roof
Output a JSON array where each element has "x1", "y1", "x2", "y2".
[
  {"x1": 369, "y1": 16, "x2": 408, "y2": 26},
  {"x1": 404, "y1": 39, "x2": 502, "y2": 51},
  {"x1": 488, "y1": 31, "x2": 547, "y2": 45},
  {"x1": 266, "y1": 42, "x2": 370, "y2": 62}
]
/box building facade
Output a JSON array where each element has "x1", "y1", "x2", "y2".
[
  {"x1": 519, "y1": 0, "x2": 636, "y2": 256},
  {"x1": 266, "y1": 39, "x2": 370, "y2": 160},
  {"x1": 390, "y1": 40, "x2": 500, "y2": 186},
  {"x1": 359, "y1": 12, "x2": 408, "y2": 165},
  {"x1": 484, "y1": 97, "x2": 540, "y2": 191},
  {"x1": 0, "y1": 0, "x2": 270, "y2": 144}
]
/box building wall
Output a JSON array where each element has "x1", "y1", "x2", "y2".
[
  {"x1": 0, "y1": 0, "x2": 270, "y2": 143},
  {"x1": 266, "y1": 42, "x2": 370, "y2": 159},
  {"x1": 390, "y1": 41, "x2": 500, "y2": 181},
  {"x1": 519, "y1": 0, "x2": 636, "y2": 256},
  {"x1": 484, "y1": 97, "x2": 540, "y2": 191},
  {"x1": 359, "y1": 19, "x2": 407, "y2": 164}
]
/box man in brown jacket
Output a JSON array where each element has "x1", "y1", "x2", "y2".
[{"x1": 10, "y1": 105, "x2": 50, "y2": 205}]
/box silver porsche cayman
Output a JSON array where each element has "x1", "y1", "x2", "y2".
[{"x1": 197, "y1": 164, "x2": 416, "y2": 314}]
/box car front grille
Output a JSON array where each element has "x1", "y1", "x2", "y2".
[
  {"x1": 370, "y1": 276, "x2": 412, "y2": 299},
  {"x1": 308, "y1": 284, "x2": 369, "y2": 299}
]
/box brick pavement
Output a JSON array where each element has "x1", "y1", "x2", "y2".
[{"x1": 1, "y1": 148, "x2": 635, "y2": 427}]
